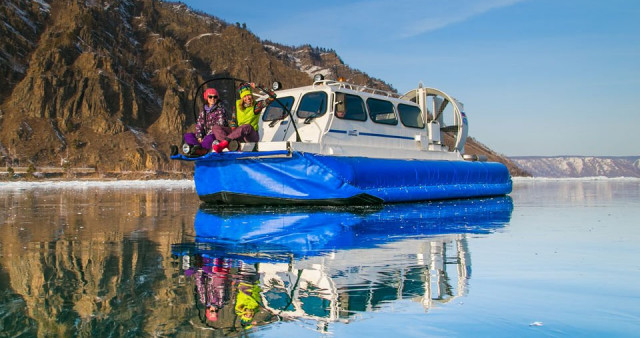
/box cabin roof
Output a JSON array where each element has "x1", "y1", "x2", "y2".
[{"x1": 273, "y1": 80, "x2": 417, "y2": 106}]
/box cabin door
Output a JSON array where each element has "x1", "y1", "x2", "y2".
[
  {"x1": 287, "y1": 91, "x2": 330, "y2": 143},
  {"x1": 259, "y1": 96, "x2": 295, "y2": 142}
]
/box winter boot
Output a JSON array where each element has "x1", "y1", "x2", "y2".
[{"x1": 212, "y1": 140, "x2": 229, "y2": 153}]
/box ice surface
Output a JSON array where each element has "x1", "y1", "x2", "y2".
[{"x1": 0, "y1": 179, "x2": 194, "y2": 190}]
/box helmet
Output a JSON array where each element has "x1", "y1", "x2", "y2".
[{"x1": 203, "y1": 88, "x2": 219, "y2": 100}]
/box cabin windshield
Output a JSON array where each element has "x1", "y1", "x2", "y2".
[
  {"x1": 262, "y1": 96, "x2": 294, "y2": 121},
  {"x1": 296, "y1": 92, "x2": 327, "y2": 118}
]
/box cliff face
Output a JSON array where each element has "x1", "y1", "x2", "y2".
[
  {"x1": 0, "y1": 0, "x2": 521, "y2": 176},
  {"x1": 460, "y1": 137, "x2": 531, "y2": 177}
]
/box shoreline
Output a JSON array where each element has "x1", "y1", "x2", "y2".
[
  {"x1": 0, "y1": 170, "x2": 191, "y2": 182},
  {"x1": 511, "y1": 176, "x2": 640, "y2": 181},
  {"x1": 0, "y1": 179, "x2": 195, "y2": 190},
  {"x1": 1, "y1": 176, "x2": 639, "y2": 191}
]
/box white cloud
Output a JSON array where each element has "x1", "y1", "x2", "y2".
[
  {"x1": 258, "y1": 0, "x2": 528, "y2": 46},
  {"x1": 399, "y1": 0, "x2": 528, "y2": 38}
]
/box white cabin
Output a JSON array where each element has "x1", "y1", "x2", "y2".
[{"x1": 252, "y1": 80, "x2": 469, "y2": 162}]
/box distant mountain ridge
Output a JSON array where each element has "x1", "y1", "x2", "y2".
[
  {"x1": 0, "y1": 0, "x2": 523, "y2": 176},
  {"x1": 510, "y1": 156, "x2": 640, "y2": 178}
]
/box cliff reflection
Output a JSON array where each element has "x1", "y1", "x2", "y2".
[
  {"x1": 0, "y1": 187, "x2": 198, "y2": 336},
  {"x1": 0, "y1": 189, "x2": 512, "y2": 335},
  {"x1": 173, "y1": 196, "x2": 513, "y2": 332}
]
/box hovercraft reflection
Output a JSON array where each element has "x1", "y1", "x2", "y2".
[
  {"x1": 172, "y1": 197, "x2": 512, "y2": 330},
  {"x1": 190, "y1": 196, "x2": 512, "y2": 255}
]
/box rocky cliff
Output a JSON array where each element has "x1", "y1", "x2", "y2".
[{"x1": 0, "y1": 0, "x2": 524, "y2": 176}]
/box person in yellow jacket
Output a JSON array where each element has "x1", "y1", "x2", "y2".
[
  {"x1": 235, "y1": 281, "x2": 262, "y2": 329},
  {"x1": 212, "y1": 82, "x2": 276, "y2": 153}
]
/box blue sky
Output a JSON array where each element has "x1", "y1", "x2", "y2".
[{"x1": 181, "y1": 0, "x2": 639, "y2": 156}]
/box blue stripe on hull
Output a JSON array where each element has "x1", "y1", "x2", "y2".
[{"x1": 175, "y1": 151, "x2": 512, "y2": 205}]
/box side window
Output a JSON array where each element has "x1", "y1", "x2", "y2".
[
  {"x1": 398, "y1": 104, "x2": 424, "y2": 129},
  {"x1": 297, "y1": 92, "x2": 327, "y2": 118},
  {"x1": 367, "y1": 98, "x2": 397, "y2": 125},
  {"x1": 263, "y1": 96, "x2": 294, "y2": 121},
  {"x1": 335, "y1": 93, "x2": 367, "y2": 121}
]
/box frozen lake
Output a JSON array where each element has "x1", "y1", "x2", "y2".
[{"x1": 0, "y1": 179, "x2": 638, "y2": 336}]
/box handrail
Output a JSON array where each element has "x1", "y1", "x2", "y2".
[{"x1": 312, "y1": 80, "x2": 401, "y2": 98}]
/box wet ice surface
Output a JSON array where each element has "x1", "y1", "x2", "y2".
[{"x1": 0, "y1": 179, "x2": 639, "y2": 337}]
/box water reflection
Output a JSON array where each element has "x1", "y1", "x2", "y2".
[
  {"x1": 512, "y1": 179, "x2": 640, "y2": 206},
  {"x1": 173, "y1": 197, "x2": 513, "y2": 332},
  {"x1": 0, "y1": 188, "x2": 512, "y2": 335},
  {"x1": 0, "y1": 187, "x2": 198, "y2": 336}
]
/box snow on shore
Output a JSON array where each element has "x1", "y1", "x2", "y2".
[
  {"x1": 1, "y1": 177, "x2": 638, "y2": 192},
  {"x1": 0, "y1": 179, "x2": 195, "y2": 190},
  {"x1": 512, "y1": 176, "x2": 640, "y2": 181}
]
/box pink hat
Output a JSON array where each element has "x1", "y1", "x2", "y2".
[
  {"x1": 205, "y1": 307, "x2": 219, "y2": 322},
  {"x1": 203, "y1": 88, "x2": 219, "y2": 100}
]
